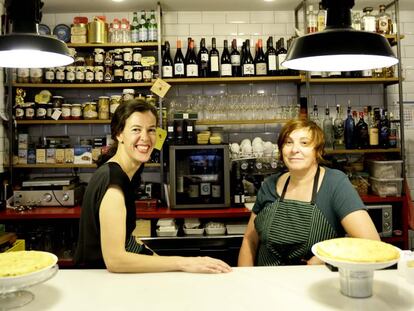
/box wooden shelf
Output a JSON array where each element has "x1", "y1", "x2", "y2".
[
  {"x1": 304, "y1": 77, "x2": 400, "y2": 85},
  {"x1": 67, "y1": 42, "x2": 159, "y2": 48},
  {"x1": 16, "y1": 119, "x2": 111, "y2": 125},
  {"x1": 13, "y1": 163, "x2": 160, "y2": 169},
  {"x1": 196, "y1": 119, "x2": 289, "y2": 125},
  {"x1": 325, "y1": 148, "x2": 400, "y2": 155},
  {"x1": 136, "y1": 207, "x2": 251, "y2": 219},
  {"x1": 384, "y1": 34, "x2": 404, "y2": 46},
  {"x1": 12, "y1": 82, "x2": 154, "y2": 88},
  {"x1": 164, "y1": 76, "x2": 302, "y2": 84}
]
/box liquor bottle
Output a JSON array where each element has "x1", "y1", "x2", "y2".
[
  {"x1": 162, "y1": 41, "x2": 173, "y2": 78},
  {"x1": 317, "y1": 2, "x2": 326, "y2": 32},
  {"x1": 344, "y1": 104, "x2": 355, "y2": 149},
  {"x1": 376, "y1": 4, "x2": 392, "y2": 34},
  {"x1": 254, "y1": 39, "x2": 267, "y2": 76},
  {"x1": 355, "y1": 112, "x2": 369, "y2": 149},
  {"x1": 174, "y1": 40, "x2": 185, "y2": 77},
  {"x1": 148, "y1": 10, "x2": 158, "y2": 42},
  {"x1": 265, "y1": 36, "x2": 277, "y2": 76},
  {"x1": 310, "y1": 102, "x2": 322, "y2": 128},
  {"x1": 379, "y1": 108, "x2": 390, "y2": 148},
  {"x1": 209, "y1": 38, "x2": 220, "y2": 77},
  {"x1": 323, "y1": 104, "x2": 334, "y2": 149},
  {"x1": 185, "y1": 119, "x2": 195, "y2": 144},
  {"x1": 242, "y1": 39, "x2": 255, "y2": 77},
  {"x1": 221, "y1": 40, "x2": 232, "y2": 77},
  {"x1": 138, "y1": 10, "x2": 148, "y2": 42},
  {"x1": 197, "y1": 38, "x2": 209, "y2": 77},
  {"x1": 361, "y1": 7, "x2": 376, "y2": 32},
  {"x1": 130, "y1": 12, "x2": 139, "y2": 43},
  {"x1": 186, "y1": 40, "x2": 198, "y2": 77},
  {"x1": 352, "y1": 12, "x2": 362, "y2": 30},
  {"x1": 277, "y1": 38, "x2": 288, "y2": 75},
  {"x1": 369, "y1": 108, "x2": 379, "y2": 148},
  {"x1": 307, "y1": 4, "x2": 318, "y2": 33},
  {"x1": 333, "y1": 104, "x2": 345, "y2": 149},
  {"x1": 230, "y1": 39, "x2": 241, "y2": 77}
]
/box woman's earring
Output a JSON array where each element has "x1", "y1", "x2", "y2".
[{"x1": 120, "y1": 141, "x2": 124, "y2": 144}]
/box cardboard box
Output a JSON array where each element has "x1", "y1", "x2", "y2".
[
  {"x1": 46, "y1": 148, "x2": 56, "y2": 164},
  {"x1": 18, "y1": 149, "x2": 27, "y2": 164},
  {"x1": 36, "y1": 148, "x2": 46, "y2": 164},
  {"x1": 18, "y1": 134, "x2": 28, "y2": 150},
  {"x1": 74, "y1": 145, "x2": 92, "y2": 164}
]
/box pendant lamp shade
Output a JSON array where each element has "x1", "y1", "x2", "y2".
[
  {"x1": 283, "y1": 0, "x2": 398, "y2": 72},
  {"x1": 0, "y1": 0, "x2": 73, "y2": 68}
]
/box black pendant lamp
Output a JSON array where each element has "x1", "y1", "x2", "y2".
[
  {"x1": 0, "y1": 0, "x2": 73, "y2": 68},
  {"x1": 283, "y1": 0, "x2": 398, "y2": 72}
]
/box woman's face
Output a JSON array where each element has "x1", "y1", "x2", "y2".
[
  {"x1": 282, "y1": 127, "x2": 317, "y2": 172},
  {"x1": 117, "y1": 111, "x2": 157, "y2": 164}
]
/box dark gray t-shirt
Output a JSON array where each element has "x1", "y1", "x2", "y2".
[
  {"x1": 74, "y1": 162, "x2": 143, "y2": 268},
  {"x1": 252, "y1": 167, "x2": 366, "y2": 234}
]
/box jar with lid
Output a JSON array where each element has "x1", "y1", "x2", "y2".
[
  {"x1": 123, "y1": 65, "x2": 133, "y2": 83},
  {"x1": 113, "y1": 53, "x2": 124, "y2": 83},
  {"x1": 132, "y1": 48, "x2": 142, "y2": 65},
  {"x1": 104, "y1": 51, "x2": 113, "y2": 67},
  {"x1": 104, "y1": 66, "x2": 112, "y2": 83},
  {"x1": 94, "y1": 48, "x2": 105, "y2": 66},
  {"x1": 75, "y1": 57, "x2": 86, "y2": 83},
  {"x1": 122, "y1": 48, "x2": 133, "y2": 65},
  {"x1": 361, "y1": 7, "x2": 376, "y2": 32},
  {"x1": 15, "y1": 105, "x2": 25, "y2": 120},
  {"x1": 98, "y1": 96, "x2": 110, "y2": 120},
  {"x1": 46, "y1": 102, "x2": 53, "y2": 119},
  {"x1": 132, "y1": 65, "x2": 143, "y2": 82},
  {"x1": 85, "y1": 54, "x2": 94, "y2": 66},
  {"x1": 30, "y1": 68, "x2": 43, "y2": 83},
  {"x1": 71, "y1": 104, "x2": 82, "y2": 120},
  {"x1": 17, "y1": 68, "x2": 30, "y2": 83},
  {"x1": 66, "y1": 66, "x2": 76, "y2": 83},
  {"x1": 55, "y1": 67, "x2": 66, "y2": 83},
  {"x1": 83, "y1": 102, "x2": 98, "y2": 120},
  {"x1": 122, "y1": 89, "x2": 135, "y2": 102},
  {"x1": 142, "y1": 66, "x2": 152, "y2": 82},
  {"x1": 35, "y1": 103, "x2": 47, "y2": 119},
  {"x1": 110, "y1": 95, "x2": 122, "y2": 116},
  {"x1": 25, "y1": 102, "x2": 35, "y2": 120},
  {"x1": 44, "y1": 68, "x2": 55, "y2": 83},
  {"x1": 94, "y1": 66, "x2": 104, "y2": 83},
  {"x1": 52, "y1": 95, "x2": 64, "y2": 109},
  {"x1": 61, "y1": 103, "x2": 72, "y2": 120},
  {"x1": 146, "y1": 94, "x2": 157, "y2": 107},
  {"x1": 85, "y1": 66, "x2": 95, "y2": 82}
]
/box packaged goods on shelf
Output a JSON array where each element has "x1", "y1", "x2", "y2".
[
  {"x1": 370, "y1": 177, "x2": 403, "y2": 197},
  {"x1": 74, "y1": 145, "x2": 92, "y2": 164},
  {"x1": 368, "y1": 160, "x2": 403, "y2": 179}
]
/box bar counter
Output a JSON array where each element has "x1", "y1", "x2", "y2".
[{"x1": 18, "y1": 266, "x2": 414, "y2": 310}]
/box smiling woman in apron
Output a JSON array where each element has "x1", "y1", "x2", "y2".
[{"x1": 238, "y1": 119, "x2": 380, "y2": 266}]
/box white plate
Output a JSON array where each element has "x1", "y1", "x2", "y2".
[
  {"x1": 0, "y1": 252, "x2": 58, "y2": 294},
  {"x1": 311, "y1": 243, "x2": 400, "y2": 271}
]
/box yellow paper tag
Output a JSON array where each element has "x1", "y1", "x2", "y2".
[
  {"x1": 154, "y1": 127, "x2": 167, "y2": 150},
  {"x1": 150, "y1": 78, "x2": 171, "y2": 98},
  {"x1": 141, "y1": 56, "x2": 156, "y2": 66}
]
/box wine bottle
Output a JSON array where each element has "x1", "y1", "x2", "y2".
[
  {"x1": 209, "y1": 38, "x2": 220, "y2": 77},
  {"x1": 231, "y1": 39, "x2": 241, "y2": 77},
  {"x1": 379, "y1": 108, "x2": 390, "y2": 148},
  {"x1": 174, "y1": 40, "x2": 185, "y2": 78},
  {"x1": 242, "y1": 39, "x2": 255, "y2": 77},
  {"x1": 368, "y1": 108, "x2": 379, "y2": 148},
  {"x1": 344, "y1": 104, "x2": 355, "y2": 149},
  {"x1": 266, "y1": 36, "x2": 277, "y2": 76},
  {"x1": 197, "y1": 38, "x2": 209, "y2": 77},
  {"x1": 355, "y1": 111, "x2": 369, "y2": 149},
  {"x1": 184, "y1": 37, "x2": 192, "y2": 64},
  {"x1": 277, "y1": 38, "x2": 288, "y2": 75},
  {"x1": 254, "y1": 39, "x2": 267, "y2": 76},
  {"x1": 161, "y1": 41, "x2": 173, "y2": 78},
  {"x1": 323, "y1": 104, "x2": 334, "y2": 149},
  {"x1": 221, "y1": 40, "x2": 232, "y2": 77},
  {"x1": 186, "y1": 40, "x2": 198, "y2": 77}
]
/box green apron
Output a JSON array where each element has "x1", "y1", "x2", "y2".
[{"x1": 254, "y1": 167, "x2": 337, "y2": 265}]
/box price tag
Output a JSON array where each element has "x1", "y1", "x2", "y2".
[
  {"x1": 154, "y1": 127, "x2": 167, "y2": 150},
  {"x1": 150, "y1": 78, "x2": 171, "y2": 98}
]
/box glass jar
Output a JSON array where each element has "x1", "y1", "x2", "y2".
[
  {"x1": 94, "y1": 66, "x2": 104, "y2": 83},
  {"x1": 25, "y1": 102, "x2": 35, "y2": 120},
  {"x1": 132, "y1": 65, "x2": 143, "y2": 82},
  {"x1": 94, "y1": 48, "x2": 105, "y2": 66},
  {"x1": 35, "y1": 103, "x2": 47, "y2": 119},
  {"x1": 113, "y1": 54, "x2": 124, "y2": 83},
  {"x1": 65, "y1": 66, "x2": 76, "y2": 83},
  {"x1": 85, "y1": 54, "x2": 94, "y2": 66},
  {"x1": 45, "y1": 68, "x2": 55, "y2": 83},
  {"x1": 123, "y1": 48, "x2": 133, "y2": 65},
  {"x1": 83, "y1": 102, "x2": 98, "y2": 120},
  {"x1": 30, "y1": 68, "x2": 43, "y2": 83},
  {"x1": 52, "y1": 96, "x2": 64, "y2": 109},
  {"x1": 361, "y1": 7, "x2": 376, "y2": 32},
  {"x1": 17, "y1": 68, "x2": 30, "y2": 83},
  {"x1": 123, "y1": 65, "x2": 133, "y2": 83},
  {"x1": 46, "y1": 102, "x2": 53, "y2": 119},
  {"x1": 110, "y1": 95, "x2": 122, "y2": 116},
  {"x1": 15, "y1": 105, "x2": 25, "y2": 120},
  {"x1": 61, "y1": 103, "x2": 72, "y2": 120},
  {"x1": 132, "y1": 48, "x2": 142, "y2": 65},
  {"x1": 104, "y1": 66, "x2": 112, "y2": 83},
  {"x1": 55, "y1": 67, "x2": 66, "y2": 83},
  {"x1": 98, "y1": 96, "x2": 110, "y2": 120},
  {"x1": 122, "y1": 89, "x2": 135, "y2": 102},
  {"x1": 85, "y1": 66, "x2": 95, "y2": 82},
  {"x1": 75, "y1": 57, "x2": 86, "y2": 83},
  {"x1": 146, "y1": 94, "x2": 157, "y2": 107},
  {"x1": 71, "y1": 103, "x2": 82, "y2": 120},
  {"x1": 142, "y1": 66, "x2": 152, "y2": 82}
]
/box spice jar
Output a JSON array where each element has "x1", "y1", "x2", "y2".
[
  {"x1": 44, "y1": 68, "x2": 55, "y2": 83},
  {"x1": 132, "y1": 65, "x2": 143, "y2": 82},
  {"x1": 98, "y1": 96, "x2": 110, "y2": 120},
  {"x1": 142, "y1": 66, "x2": 152, "y2": 82},
  {"x1": 122, "y1": 89, "x2": 135, "y2": 102},
  {"x1": 36, "y1": 103, "x2": 47, "y2": 119},
  {"x1": 30, "y1": 68, "x2": 43, "y2": 83},
  {"x1": 83, "y1": 102, "x2": 98, "y2": 120},
  {"x1": 61, "y1": 103, "x2": 72, "y2": 120},
  {"x1": 110, "y1": 95, "x2": 122, "y2": 116},
  {"x1": 71, "y1": 104, "x2": 82, "y2": 120},
  {"x1": 17, "y1": 68, "x2": 30, "y2": 83}
]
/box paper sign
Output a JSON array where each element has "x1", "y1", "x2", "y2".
[
  {"x1": 150, "y1": 78, "x2": 171, "y2": 98},
  {"x1": 154, "y1": 127, "x2": 167, "y2": 150}
]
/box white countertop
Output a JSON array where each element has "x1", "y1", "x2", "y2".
[{"x1": 14, "y1": 266, "x2": 414, "y2": 311}]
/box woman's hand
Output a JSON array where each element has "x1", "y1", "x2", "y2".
[
  {"x1": 179, "y1": 256, "x2": 232, "y2": 274},
  {"x1": 306, "y1": 255, "x2": 324, "y2": 265}
]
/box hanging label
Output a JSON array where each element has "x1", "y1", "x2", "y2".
[
  {"x1": 150, "y1": 78, "x2": 171, "y2": 98},
  {"x1": 154, "y1": 127, "x2": 167, "y2": 150}
]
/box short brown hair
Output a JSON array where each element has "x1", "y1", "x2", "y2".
[{"x1": 277, "y1": 119, "x2": 326, "y2": 164}]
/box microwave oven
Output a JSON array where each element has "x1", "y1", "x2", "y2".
[
  {"x1": 169, "y1": 145, "x2": 230, "y2": 209},
  {"x1": 366, "y1": 204, "x2": 393, "y2": 237}
]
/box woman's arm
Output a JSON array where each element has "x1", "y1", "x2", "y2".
[
  {"x1": 341, "y1": 210, "x2": 380, "y2": 240},
  {"x1": 100, "y1": 186, "x2": 231, "y2": 273},
  {"x1": 238, "y1": 213, "x2": 259, "y2": 266}
]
